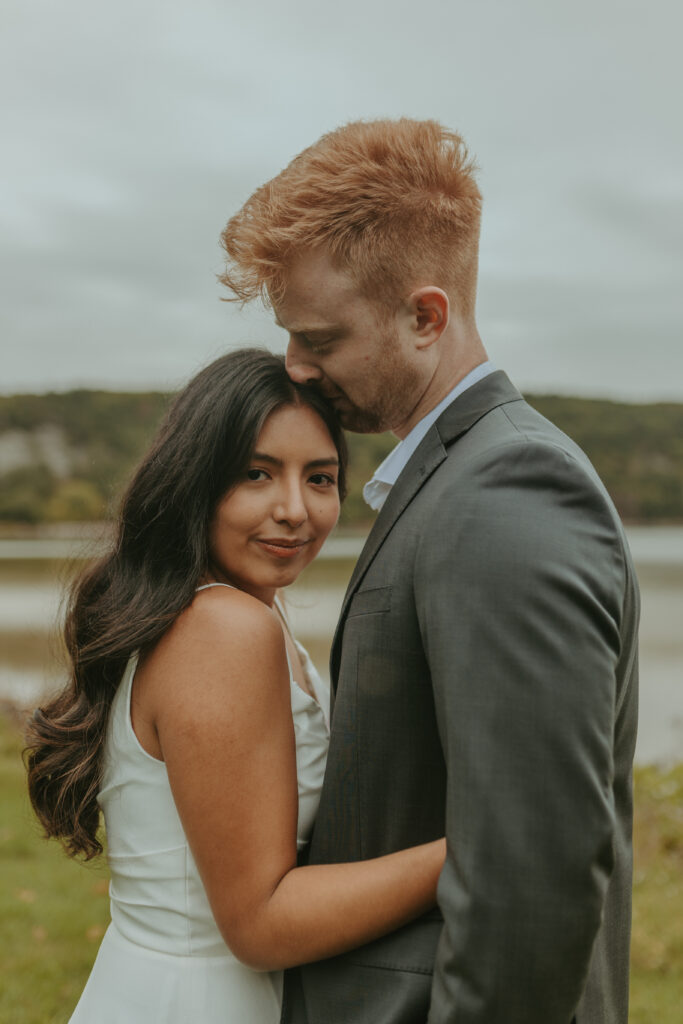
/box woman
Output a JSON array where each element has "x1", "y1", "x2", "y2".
[{"x1": 26, "y1": 349, "x2": 445, "y2": 1023}]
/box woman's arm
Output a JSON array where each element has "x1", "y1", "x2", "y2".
[{"x1": 140, "y1": 587, "x2": 445, "y2": 971}]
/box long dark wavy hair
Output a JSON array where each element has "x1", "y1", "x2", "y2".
[{"x1": 25, "y1": 349, "x2": 347, "y2": 860}]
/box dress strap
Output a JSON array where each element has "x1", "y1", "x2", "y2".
[
  {"x1": 272, "y1": 598, "x2": 294, "y2": 678},
  {"x1": 195, "y1": 582, "x2": 235, "y2": 592},
  {"x1": 274, "y1": 596, "x2": 310, "y2": 692}
]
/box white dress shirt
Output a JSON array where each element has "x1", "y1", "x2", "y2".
[{"x1": 362, "y1": 361, "x2": 497, "y2": 511}]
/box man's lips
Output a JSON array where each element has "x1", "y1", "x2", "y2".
[
  {"x1": 255, "y1": 537, "x2": 313, "y2": 559},
  {"x1": 319, "y1": 387, "x2": 345, "y2": 404}
]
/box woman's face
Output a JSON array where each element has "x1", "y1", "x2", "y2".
[{"x1": 208, "y1": 403, "x2": 341, "y2": 605}]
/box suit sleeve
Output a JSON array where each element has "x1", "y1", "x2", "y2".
[{"x1": 414, "y1": 439, "x2": 626, "y2": 1024}]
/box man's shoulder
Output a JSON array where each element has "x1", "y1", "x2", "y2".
[
  {"x1": 422, "y1": 393, "x2": 620, "y2": 528},
  {"x1": 492, "y1": 395, "x2": 583, "y2": 453},
  {"x1": 430, "y1": 371, "x2": 583, "y2": 464},
  {"x1": 393, "y1": 374, "x2": 620, "y2": 541},
  {"x1": 435, "y1": 393, "x2": 583, "y2": 475}
]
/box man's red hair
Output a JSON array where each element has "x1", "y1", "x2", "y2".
[{"x1": 219, "y1": 118, "x2": 482, "y2": 314}]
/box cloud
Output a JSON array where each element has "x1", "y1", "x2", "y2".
[{"x1": 2, "y1": 0, "x2": 681, "y2": 398}]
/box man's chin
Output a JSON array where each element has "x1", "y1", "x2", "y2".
[{"x1": 336, "y1": 406, "x2": 387, "y2": 434}]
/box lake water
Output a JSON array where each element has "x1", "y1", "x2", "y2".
[{"x1": 1, "y1": 527, "x2": 682, "y2": 765}]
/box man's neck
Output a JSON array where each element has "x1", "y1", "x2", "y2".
[{"x1": 392, "y1": 341, "x2": 489, "y2": 440}]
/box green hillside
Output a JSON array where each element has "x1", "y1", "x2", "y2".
[
  {"x1": 528, "y1": 395, "x2": 683, "y2": 522},
  {"x1": 0, "y1": 391, "x2": 170, "y2": 524},
  {"x1": 0, "y1": 390, "x2": 681, "y2": 526}
]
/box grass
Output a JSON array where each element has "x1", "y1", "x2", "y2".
[
  {"x1": 1, "y1": 712, "x2": 681, "y2": 1022},
  {"x1": 629, "y1": 762, "x2": 683, "y2": 1021},
  {"x1": 0, "y1": 708, "x2": 109, "y2": 1024}
]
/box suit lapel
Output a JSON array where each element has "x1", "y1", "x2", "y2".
[
  {"x1": 329, "y1": 371, "x2": 522, "y2": 690},
  {"x1": 338, "y1": 441, "x2": 446, "y2": 622}
]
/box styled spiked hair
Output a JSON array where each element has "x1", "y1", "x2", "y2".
[{"x1": 219, "y1": 118, "x2": 482, "y2": 315}]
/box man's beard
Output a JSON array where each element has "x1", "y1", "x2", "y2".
[
  {"x1": 317, "y1": 325, "x2": 425, "y2": 434},
  {"x1": 331, "y1": 370, "x2": 423, "y2": 434},
  {"x1": 335, "y1": 401, "x2": 388, "y2": 434}
]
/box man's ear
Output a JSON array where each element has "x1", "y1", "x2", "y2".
[{"x1": 409, "y1": 287, "x2": 449, "y2": 348}]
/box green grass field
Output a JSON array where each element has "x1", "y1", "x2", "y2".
[
  {"x1": 629, "y1": 762, "x2": 683, "y2": 1021},
  {"x1": 0, "y1": 708, "x2": 110, "y2": 1023},
  {"x1": 1, "y1": 710, "x2": 681, "y2": 1023}
]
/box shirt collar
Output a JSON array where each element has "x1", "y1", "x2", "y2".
[{"x1": 362, "y1": 361, "x2": 497, "y2": 511}]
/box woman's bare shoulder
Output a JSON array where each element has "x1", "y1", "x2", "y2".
[
  {"x1": 184, "y1": 584, "x2": 280, "y2": 637},
  {"x1": 138, "y1": 585, "x2": 286, "y2": 711}
]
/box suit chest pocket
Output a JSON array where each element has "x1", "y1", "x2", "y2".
[
  {"x1": 345, "y1": 585, "x2": 393, "y2": 618},
  {"x1": 337, "y1": 584, "x2": 395, "y2": 702}
]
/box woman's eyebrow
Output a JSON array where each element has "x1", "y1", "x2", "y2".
[
  {"x1": 252, "y1": 452, "x2": 339, "y2": 469},
  {"x1": 306, "y1": 457, "x2": 340, "y2": 469}
]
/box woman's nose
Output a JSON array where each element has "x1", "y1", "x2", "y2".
[{"x1": 273, "y1": 482, "x2": 308, "y2": 526}]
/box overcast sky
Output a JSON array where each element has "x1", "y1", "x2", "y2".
[{"x1": 2, "y1": 0, "x2": 681, "y2": 400}]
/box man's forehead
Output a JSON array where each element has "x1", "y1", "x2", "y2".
[
  {"x1": 288, "y1": 247, "x2": 359, "y2": 293},
  {"x1": 273, "y1": 292, "x2": 343, "y2": 333},
  {"x1": 274, "y1": 251, "x2": 362, "y2": 329}
]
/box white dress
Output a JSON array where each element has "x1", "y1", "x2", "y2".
[{"x1": 69, "y1": 588, "x2": 330, "y2": 1024}]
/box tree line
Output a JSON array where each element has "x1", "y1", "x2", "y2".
[{"x1": 0, "y1": 390, "x2": 681, "y2": 526}]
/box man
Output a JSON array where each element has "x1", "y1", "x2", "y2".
[{"x1": 220, "y1": 119, "x2": 639, "y2": 1024}]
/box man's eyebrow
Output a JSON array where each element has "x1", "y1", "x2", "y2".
[
  {"x1": 252, "y1": 452, "x2": 339, "y2": 469},
  {"x1": 274, "y1": 319, "x2": 338, "y2": 337}
]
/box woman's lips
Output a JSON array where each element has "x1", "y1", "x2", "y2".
[{"x1": 255, "y1": 538, "x2": 312, "y2": 559}]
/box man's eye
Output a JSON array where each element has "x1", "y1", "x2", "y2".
[
  {"x1": 309, "y1": 473, "x2": 337, "y2": 487},
  {"x1": 246, "y1": 468, "x2": 269, "y2": 481},
  {"x1": 302, "y1": 335, "x2": 332, "y2": 352}
]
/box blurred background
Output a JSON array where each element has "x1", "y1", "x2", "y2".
[{"x1": 1, "y1": 2, "x2": 682, "y2": 1020}]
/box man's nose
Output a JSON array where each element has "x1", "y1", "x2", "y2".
[{"x1": 285, "y1": 336, "x2": 323, "y2": 384}]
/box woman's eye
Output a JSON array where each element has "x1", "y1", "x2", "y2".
[
  {"x1": 309, "y1": 473, "x2": 337, "y2": 487},
  {"x1": 246, "y1": 468, "x2": 269, "y2": 481}
]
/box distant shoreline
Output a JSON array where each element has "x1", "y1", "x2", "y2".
[
  {"x1": 7, "y1": 517, "x2": 681, "y2": 537},
  {"x1": 3, "y1": 526, "x2": 682, "y2": 763},
  {"x1": 2, "y1": 518, "x2": 683, "y2": 539},
  {"x1": 2, "y1": 522, "x2": 683, "y2": 567}
]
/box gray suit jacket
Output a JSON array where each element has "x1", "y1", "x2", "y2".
[{"x1": 282, "y1": 371, "x2": 639, "y2": 1024}]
